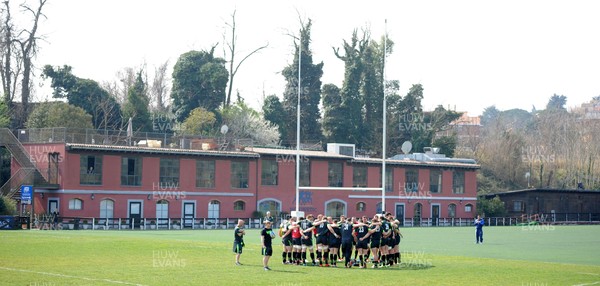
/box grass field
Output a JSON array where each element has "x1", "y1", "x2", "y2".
[{"x1": 1, "y1": 225, "x2": 599, "y2": 286}]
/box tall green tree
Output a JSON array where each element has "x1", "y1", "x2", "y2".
[
  {"x1": 122, "y1": 72, "x2": 152, "y2": 132},
  {"x1": 171, "y1": 49, "x2": 229, "y2": 122},
  {"x1": 262, "y1": 95, "x2": 286, "y2": 140},
  {"x1": 332, "y1": 29, "x2": 370, "y2": 146},
  {"x1": 42, "y1": 65, "x2": 122, "y2": 129},
  {"x1": 281, "y1": 19, "x2": 324, "y2": 145}
]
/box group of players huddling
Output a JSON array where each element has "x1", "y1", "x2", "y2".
[{"x1": 278, "y1": 212, "x2": 403, "y2": 268}]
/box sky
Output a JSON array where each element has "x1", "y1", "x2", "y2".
[{"x1": 24, "y1": 0, "x2": 600, "y2": 116}]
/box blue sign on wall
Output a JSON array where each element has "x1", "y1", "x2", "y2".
[{"x1": 20, "y1": 185, "x2": 32, "y2": 204}]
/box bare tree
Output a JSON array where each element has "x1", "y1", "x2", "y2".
[
  {"x1": 150, "y1": 60, "x2": 169, "y2": 111},
  {"x1": 0, "y1": 0, "x2": 47, "y2": 127},
  {"x1": 222, "y1": 9, "x2": 268, "y2": 106}
]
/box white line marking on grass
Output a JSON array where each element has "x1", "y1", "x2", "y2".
[
  {"x1": 578, "y1": 273, "x2": 600, "y2": 276},
  {"x1": 572, "y1": 282, "x2": 600, "y2": 286},
  {"x1": 0, "y1": 266, "x2": 147, "y2": 286}
]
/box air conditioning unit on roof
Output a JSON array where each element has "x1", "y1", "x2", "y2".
[{"x1": 326, "y1": 143, "x2": 355, "y2": 157}]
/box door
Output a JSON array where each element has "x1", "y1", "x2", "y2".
[
  {"x1": 183, "y1": 202, "x2": 195, "y2": 228},
  {"x1": 129, "y1": 201, "x2": 142, "y2": 228},
  {"x1": 208, "y1": 200, "x2": 220, "y2": 226},
  {"x1": 48, "y1": 153, "x2": 59, "y2": 184},
  {"x1": 48, "y1": 200, "x2": 58, "y2": 214},
  {"x1": 431, "y1": 204, "x2": 440, "y2": 226},
  {"x1": 395, "y1": 204, "x2": 405, "y2": 226},
  {"x1": 414, "y1": 203, "x2": 422, "y2": 226}
]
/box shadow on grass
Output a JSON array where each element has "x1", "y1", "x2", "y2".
[{"x1": 397, "y1": 262, "x2": 435, "y2": 270}]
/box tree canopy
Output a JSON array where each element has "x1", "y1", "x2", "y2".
[
  {"x1": 42, "y1": 65, "x2": 122, "y2": 129},
  {"x1": 25, "y1": 101, "x2": 94, "y2": 129},
  {"x1": 171, "y1": 49, "x2": 229, "y2": 122}
]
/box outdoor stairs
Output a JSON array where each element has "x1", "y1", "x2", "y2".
[{"x1": 0, "y1": 128, "x2": 55, "y2": 199}]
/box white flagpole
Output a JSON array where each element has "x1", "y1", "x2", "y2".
[
  {"x1": 295, "y1": 35, "x2": 302, "y2": 215},
  {"x1": 382, "y1": 19, "x2": 388, "y2": 213}
]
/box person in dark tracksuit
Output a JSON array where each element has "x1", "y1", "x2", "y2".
[
  {"x1": 340, "y1": 218, "x2": 355, "y2": 268},
  {"x1": 475, "y1": 215, "x2": 484, "y2": 244}
]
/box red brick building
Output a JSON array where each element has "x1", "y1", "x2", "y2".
[{"x1": 4, "y1": 128, "x2": 480, "y2": 227}]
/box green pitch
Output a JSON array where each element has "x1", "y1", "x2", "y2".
[{"x1": 1, "y1": 225, "x2": 599, "y2": 285}]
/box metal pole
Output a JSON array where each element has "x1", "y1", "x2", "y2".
[
  {"x1": 295, "y1": 35, "x2": 302, "y2": 214},
  {"x1": 381, "y1": 19, "x2": 388, "y2": 213}
]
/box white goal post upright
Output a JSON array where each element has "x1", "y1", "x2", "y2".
[{"x1": 294, "y1": 20, "x2": 389, "y2": 217}]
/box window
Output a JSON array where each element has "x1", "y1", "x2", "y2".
[
  {"x1": 234, "y1": 200, "x2": 245, "y2": 211},
  {"x1": 100, "y1": 200, "x2": 114, "y2": 219},
  {"x1": 80, "y1": 155, "x2": 102, "y2": 185},
  {"x1": 156, "y1": 200, "x2": 168, "y2": 223},
  {"x1": 68, "y1": 198, "x2": 82, "y2": 210},
  {"x1": 299, "y1": 160, "x2": 310, "y2": 187},
  {"x1": 196, "y1": 160, "x2": 215, "y2": 188},
  {"x1": 325, "y1": 200, "x2": 346, "y2": 218},
  {"x1": 405, "y1": 169, "x2": 419, "y2": 192},
  {"x1": 121, "y1": 157, "x2": 142, "y2": 186},
  {"x1": 356, "y1": 202, "x2": 366, "y2": 212},
  {"x1": 448, "y1": 203, "x2": 457, "y2": 218},
  {"x1": 261, "y1": 160, "x2": 278, "y2": 186},
  {"x1": 513, "y1": 201, "x2": 525, "y2": 212},
  {"x1": 452, "y1": 171, "x2": 465, "y2": 194},
  {"x1": 376, "y1": 202, "x2": 382, "y2": 214},
  {"x1": 231, "y1": 161, "x2": 249, "y2": 188},
  {"x1": 328, "y1": 162, "x2": 343, "y2": 187},
  {"x1": 339, "y1": 146, "x2": 354, "y2": 157},
  {"x1": 379, "y1": 167, "x2": 394, "y2": 192},
  {"x1": 353, "y1": 165, "x2": 367, "y2": 187},
  {"x1": 258, "y1": 200, "x2": 281, "y2": 214},
  {"x1": 465, "y1": 204, "x2": 473, "y2": 213},
  {"x1": 430, "y1": 169, "x2": 442, "y2": 193},
  {"x1": 385, "y1": 168, "x2": 393, "y2": 192},
  {"x1": 159, "y1": 158, "x2": 179, "y2": 186}
]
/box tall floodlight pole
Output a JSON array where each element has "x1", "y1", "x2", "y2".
[
  {"x1": 295, "y1": 36, "x2": 302, "y2": 215},
  {"x1": 381, "y1": 19, "x2": 388, "y2": 213}
]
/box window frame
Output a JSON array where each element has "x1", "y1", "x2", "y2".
[
  {"x1": 196, "y1": 160, "x2": 216, "y2": 188},
  {"x1": 80, "y1": 154, "x2": 103, "y2": 185}
]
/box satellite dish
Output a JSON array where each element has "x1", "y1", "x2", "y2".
[
  {"x1": 220, "y1": 125, "x2": 229, "y2": 135},
  {"x1": 401, "y1": 141, "x2": 412, "y2": 154}
]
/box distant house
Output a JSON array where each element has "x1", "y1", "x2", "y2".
[{"x1": 482, "y1": 188, "x2": 600, "y2": 221}]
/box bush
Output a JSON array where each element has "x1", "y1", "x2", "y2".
[{"x1": 0, "y1": 196, "x2": 17, "y2": 215}]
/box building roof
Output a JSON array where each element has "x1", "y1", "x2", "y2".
[
  {"x1": 64, "y1": 143, "x2": 480, "y2": 169},
  {"x1": 483, "y1": 188, "x2": 600, "y2": 197},
  {"x1": 245, "y1": 147, "x2": 351, "y2": 159},
  {"x1": 352, "y1": 157, "x2": 480, "y2": 169},
  {"x1": 66, "y1": 143, "x2": 259, "y2": 158}
]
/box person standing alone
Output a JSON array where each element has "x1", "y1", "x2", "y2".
[
  {"x1": 261, "y1": 221, "x2": 275, "y2": 270},
  {"x1": 233, "y1": 219, "x2": 246, "y2": 265},
  {"x1": 475, "y1": 215, "x2": 484, "y2": 244}
]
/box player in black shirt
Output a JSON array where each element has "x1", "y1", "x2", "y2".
[
  {"x1": 261, "y1": 221, "x2": 276, "y2": 271},
  {"x1": 233, "y1": 219, "x2": 246, "y2": 265},
  {"x1": 313, "y1": 215, "x2": 330, "y2": 266},
  {"x1": 300, "y1": 215, "x2": 316, "y2": 265},
  {"x1": 354, "y1": 216, "x2": 370, "y2": 268}
]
